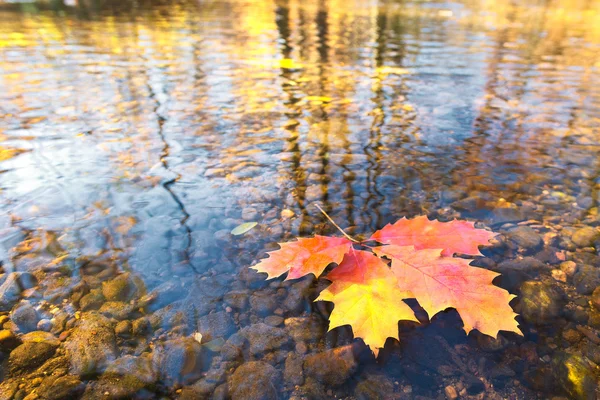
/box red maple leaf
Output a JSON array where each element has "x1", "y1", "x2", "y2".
[{"x1": 369, "y1": 215, "x2": 497, "y2": 256}]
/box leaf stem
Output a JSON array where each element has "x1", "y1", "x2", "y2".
[{"x1": 314, "y1": 204, "x2": 360, "y2": 243}]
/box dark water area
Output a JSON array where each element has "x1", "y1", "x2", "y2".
[{"x1": 0, "y1": 0, "x2": 600, "y2": 398}]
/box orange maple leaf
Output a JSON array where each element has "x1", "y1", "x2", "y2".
[
  {"x1": 316, "y1": 250, "x2": 418, "y2": 356},
  {"x1": 369, "y1": 216, "x2": 497, "y2": 256},
  {"x1": 373, "y1": 245, "x2": 522, "y2": 338},
  {"x1": 251, "y1": 235, "x2": 352, "y2": 280}
]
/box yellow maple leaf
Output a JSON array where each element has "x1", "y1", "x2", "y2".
[{"x1": 316, "y1": 250, "x2": 418, "y2": 356}]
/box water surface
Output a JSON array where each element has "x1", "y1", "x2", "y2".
[{"x1": 0, "y1": 0, "x2": 599, "y2": 398}]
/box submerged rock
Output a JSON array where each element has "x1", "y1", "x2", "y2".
[
  {"x1": 571, "y1": 227, "x2": 600, "y2": 248},
  {"x1": 79, "y1": 289, "x2": 105, "y2": 311},
  {"x1": 284, "y1": 352, "x2": 304, "y2": 387},
  {"x1": 64, "y1": 312, "x2": 118, "y2": 377},
  {"x1": 197, "y1": 311, "x2": 236, "y2": 341},
  {"x1": 106, "y1": 354, "x2": 157, "y2": 384},
  {"x1": 153, "y1": 338, "x2": 207, "y2": 385},
  {"x1": 518, "y1": 281, "x2": 564, "y2": 324},
  {"x1": 81, "y1": 373, "x2": 154, "y2": 400},
  {"x1": 240, "y1": 323, "x2": 291, "y2": 356},
  {"x1": 9, "y1": 341, "x2": 57, "y2": 374},
  {"x1": 591, "y1": 287, "x2": 600, "y2": 310},
  {"x1": 37, "y1": 375, "x2": 84, "y2": 400},
  {"x1": 249, "y1": 292, "x2": 278, "y2": 316},
  {"x1": 0, "y1": 272, "x2": 36, "y2": 312},
  {"x1": 355, "y1": 374, "x2": 394, "y2": 400},
  {"x1": 11, "y1": 300, "x2": 39, "y2": 333},
  {"x1": 284, "y1": 316, "x2": 325, "y2": 342},
  {"x1": 573, "y1": 265, "x2": 600, "y2": 295},
  {"x1": 0, "y1": 329, "x2": 21, "y2": 352},
  {"x1": 506, "y1": 226, "x2": 543, "y2": 253},
  {"x1": 101, "y1": 272, "x2": 136, "y2": 302},
  {"x1": 99, "y1": 301, "x2": 135, "y2": 320},
  {"x1": 552, "y1": 353, "x2": 598, "y2": 400},
  {"x1": 304, "y1": 345, "x2": 358, "y2": 386},
  {"x1": 228, "y1": 361, "x2": 280, "y2": 400}
]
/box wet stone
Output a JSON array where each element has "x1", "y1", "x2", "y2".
[
  {"x1": 587, "y1": 309, "x2": 600, "y2": 329},
  {"x1": 284, "y1": 352, "x2": 304, "y2": 387},
  {"x1": 99, "y1": 301, "x2": 135, "y2": 320},
  {"x1": 221, "y1": 333, "x2": 246, "y2": 361},
  {"x1": 572, "y1": 265, "x2": 600, "y2": 295},
  {"x1": 560, "y1": 261, "x2": 577, "y2": 278},
  {"x1": 184, "y1": 360, "x2": 229, "y2": 396},
  {"x1": 223, "y1": 290, "x2": 249, "y2": 310},
  {"x1": 551, "y1": 269, "x2": 567, "y2": 283},
  {"x1": 552, "y1": 353, "x2": 598, "y2": 400},
  {"x1": 562, "y1": 328, "x2": 582, "y2": 344},
  {"x1": 115, "y1": 320, "x2": 132, "y2": 337},
  {"x1": 228, "y1": 361, "x2": 280, "y2": 400},
  {"x1": 64, "y1": 312, "x2": 118, "y2": 377},
  {"x1": 571, "y1": 227, "x2": 600, "y2": 248},
  {"x1": 591, "y1": 287, "x2": 600, "y2": 310},
  {"x1": 250, "y1": 292, "x2": 278, "y2": 316},
  {"x1": 37, "y1": 318, "x2": 53, "y2": 332},
  {"x1": 445, "y1": 385, "x2": 459, "y2": 400},
  {"x1": 11, "y1": 300, "x2": 39, "y2": 333},
  {"x1": 105, "y1": 354, "x2": 157, "y2": 384},
  {"x1": 355, "y1": 374, "x2": 394, "y2": 400},
  {"x1": 465, "y1": 374, "x2": 485, "y2": 395},
  {"x1": 21, "y1": 330, "x2": 61, "y2": 347},
  {"x1": 506, "y1": 226, "x2": 543, "y2": 253},
  {"x1": 242, "y1": 207, "x2": 259, "y2": 221},
  {"x1": 102, "y1": 272, "x2": 136, "y2": 302},
  {"x1": 36, "y1": 375, "x2": 84, "y2": 400},
  {"x1": 0, "y1": 272, "x2": 36, "y2": 312},
  {"x1": 198, "y1": 311, "x2": 236, "y2": 341},
  {"x1": 240, "y1": 323, "x2": 291, "y2": 355},
  {"x1": 132, "y1": 317, "x2": 151, "y2": 336},
  {"x1": 282, "y1": 278, "x2": 314, "y2": 313},
  {"x1": 0, "y1": 329, "x2": 20, "y2": 351},
  {"x1": 584, "y1": 344, "x2": 600, "y2": 365},
  {"x1": 284, "y1": 316, "x2": 325, "y2": 342},
  {"x1": 79, "y1": 289, "x2": 105, "y2": 311},
  {"x1": 9, "y1": 341, "x2": 57, "y2": 374},
  {"x1": 304, "y1": 345, "x2": 358, "y2": 386},
  {"x1": 493, "y1": 257, "x2": 544, "y2": 291},
  {"x1": 153, "y1": 338, "x2": 207, "y2": 385},
  {"x1": 81, "y1": 372, "x2": 153, "y2": 400},
  {"x1": 518, "y1": 280, "x2": 565, "y2": 324},
  {"x1": 293, "y1": 377, "x2": 327, "y2": 399},
  {"x1": 264, "y1": 315, "x2": 284, "y2": 327}
]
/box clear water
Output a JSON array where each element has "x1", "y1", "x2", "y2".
[{"x1": 0, "y1": 0, "x2": 599, "y2": 398}]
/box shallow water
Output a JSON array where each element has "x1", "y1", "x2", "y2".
[{"x1": 0, "y1": 0, "x2": 600, "y2": 398}]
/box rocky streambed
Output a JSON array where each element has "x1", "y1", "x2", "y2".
[{"x1": 0, "y1": 205, "x2": 599, "y2": 400}]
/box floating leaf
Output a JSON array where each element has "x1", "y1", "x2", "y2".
[
  {"x1": 317, "y1": 250, "x2": 417, "y2": 356},
  {"x1": 373, "y1": 245, "x2": 521, "y2": 337},
  {"x1": 231, "y1": 222, "x2": 258, "y2": 236},
  {"x1": 251, "y1": 213, "x2": 520, "y2": 356},
  {"x1": 252, "y1": 235, "x2": 352, "y2": 280}
]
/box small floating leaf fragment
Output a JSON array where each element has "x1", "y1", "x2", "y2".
[
  {"x1": 280, "y1": 58, "x2": 303, "y2": 69},
  {"x1": 376, "y1": 66, "x2": 411, "y2": 76},
  {"x1": 231, "y1": 222, "x2": 258, "y2": 235},
  {"x1": 305, "y1": 96, "x2": 332, "y2": 104},
  {"x1": 281, "y1": 209, "x2": 295, "y2": 219},
  {"x1": 193, "y1": 332, "x2": 203, "y2": 344}
]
